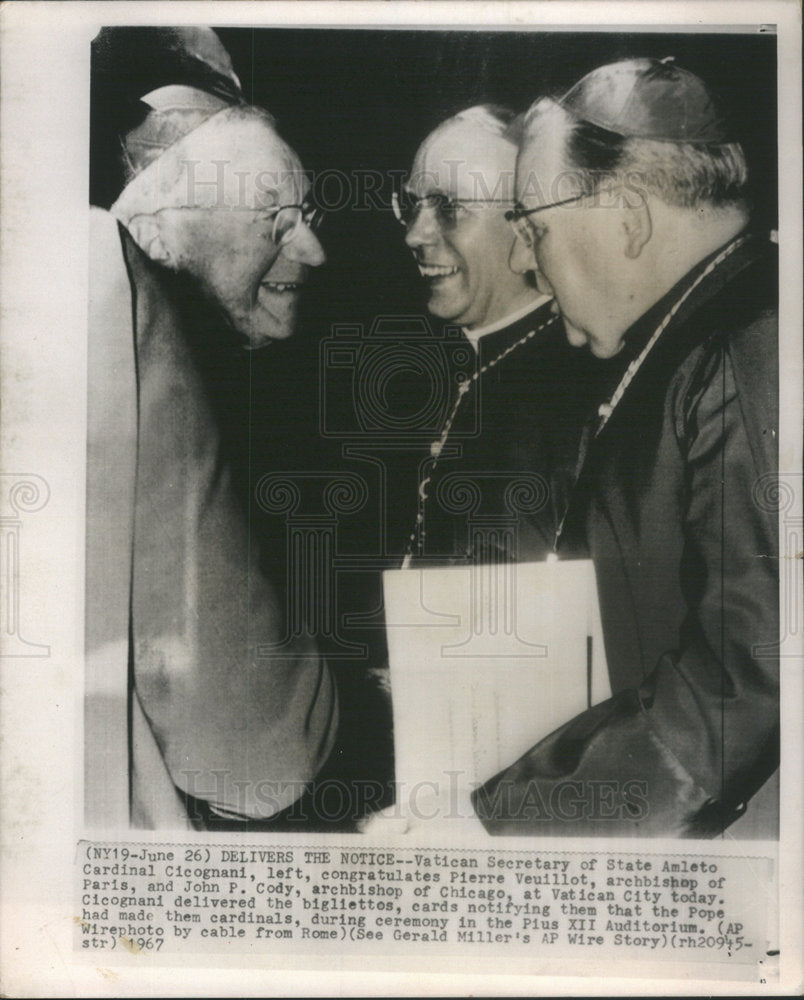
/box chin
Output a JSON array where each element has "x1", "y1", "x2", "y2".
[
  {"x1": 242, "y1": 323, "x2": 295, "y2": 349},
  {"x1": 564, "y1": 324, "x2": 589, "y2": 349},
  {"x1": 235, "y1": 303, "x2": 299, "y2": 348},
  {"x1": 588, "y1": 337, "x2": 624, "y2": 359},
  {"x1": 427, "y1": 297, "x2": 468, "y2": 325},
  {"x1": 425, "y1": 278, "x2": 472, "y2": 321}
]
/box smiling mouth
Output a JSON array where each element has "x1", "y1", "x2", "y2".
[
  {"x1": 417, "y1": 263, "x2": 459, "y2": 280},
  {"x1": 261, "y1": 281, "x2": 303, "y2": 293}
]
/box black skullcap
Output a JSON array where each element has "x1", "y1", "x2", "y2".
[
  {"x1": 560, "y1": 57, "x2": 729, "y2": 144},
  {"x1": 90, "y1": 27, "x2": 243, "y2": 207},
  {"x1": 92, "y1": 27, "x2": 242, "y2": 106}
]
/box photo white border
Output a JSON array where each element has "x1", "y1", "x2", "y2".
[{"x1": 1, "y1": 2, "x2": 801, "y2": 996}]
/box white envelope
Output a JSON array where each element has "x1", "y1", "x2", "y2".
[{"x1": 383, "y1": 558, "x2": 610, "y2": 819}]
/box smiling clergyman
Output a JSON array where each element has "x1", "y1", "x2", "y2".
[
  {"x1": 86, "y1": 86, "x2": 336, "y2": 828},
  {"x1": 395, "y1": 105, "x2": 623, "y2": 566},
  {"x1": 112, "y1": 88, "x2": 326, "y2": 349}
]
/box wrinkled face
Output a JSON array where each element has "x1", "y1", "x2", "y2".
[
  {"x1": 161, "y1": 122, "x2": 325, "y2": 348},
  {"x1": 511, "y1": 132, "x2": 628, "y2": 358},
  {"x1": 403, "y1": 120, "x2": 531, "y2": 329}
]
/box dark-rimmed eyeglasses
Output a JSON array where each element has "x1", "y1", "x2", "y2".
[
  {"x1": 505, "y1": 194, "x2": 586, "y2": 247},
  {"x1": 265, "y1": 202, "x2": 324, "y2": 246},
  {"x1": 392, "y1": 190, "x2": 511, "y2": 229}
]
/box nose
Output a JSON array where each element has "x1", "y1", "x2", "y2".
[
  {"x1": 509, "y1": 232, "x2": 537, "y2": 275},
  {"x1": 282, "y1": 222, "x2": 326, "y2": 267},
  {"x1": 404, "y1": 204, "x2": 440, "y2": 251}
]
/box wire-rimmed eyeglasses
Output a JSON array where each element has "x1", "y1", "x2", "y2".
[
  {"x1": 266, "y1": 201, "x2": 324, "y2": 246},
  {"x1": 392, "y1": 190, "x2": 512, "y2": 228},
  {"x1": 505, "y1": 194, "x2": 586, "y2": 247}
]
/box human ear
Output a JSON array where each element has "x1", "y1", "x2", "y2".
[
  {"x1": 622, "y1": 202, "x2": 652, "y2": 260},
  {"x1": 126, "y1": 214, "x2": 174, "y2": 266}
]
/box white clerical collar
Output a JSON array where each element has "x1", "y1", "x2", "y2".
[{"x1": 462, "y1": 294, "x2": 552, "y2": 352}]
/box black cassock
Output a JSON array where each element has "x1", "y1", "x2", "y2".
[
  {"x1": 473, "y1": 233, "x2": 780, "y2": 838},
  {"x1": 407, "y1": 299, "x2": 624, "y2": 567}
]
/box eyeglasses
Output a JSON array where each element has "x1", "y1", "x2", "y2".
[
  {"x1": 265, "y1": 202, "x2": 324, "y2": 246},
  {"x1": 392, "y1": 190, "x2": 511, "y2": 229},
  {"x1": 505, "y1": 194, "x2": 586, "y2": 248}
]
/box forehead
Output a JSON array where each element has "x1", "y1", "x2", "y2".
[
  {"x1": 515, "y1": 128, "x2": 569, "y2": 206},
  {"x1": 183, "y1": 116, "x2": 307, "y2": 209},
  {"x1": 228, "y1": 120, "x2": 307, "y2": 206},
  {"x1": 409, "y1": 120, "x2": 516, "y2": 199}
]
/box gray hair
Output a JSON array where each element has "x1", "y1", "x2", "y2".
[{"x1": 522, "y1": 97, "x2": 748, "y2": 209}]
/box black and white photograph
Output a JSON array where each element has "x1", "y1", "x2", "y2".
[
  {"x1": 86, "y1": 23, "x2": 780, "y2": 837},
  {"x1": 1, "y1": 2, "x2": 802, "y2": 996}
]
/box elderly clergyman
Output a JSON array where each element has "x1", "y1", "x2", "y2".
[
  {"x1": 87, "y1": 84, "x2": 335, "y2": 828},
  {"x1": 112, "y1": 92, "x2": 325, "y2": 348},
  {"x1": 473, "y1": 58, "x2": 779, "y2": 837},
  {"x1": 396, "y1": 105, "x2": 613, "y2": 565}
]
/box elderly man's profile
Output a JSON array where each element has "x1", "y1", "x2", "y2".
[
  {"x1": 85, "y1": 29, "x2": 335, "y2": 829},
  {"x1": 473, "y1": 58, "x2": 779, "y2": 838}
]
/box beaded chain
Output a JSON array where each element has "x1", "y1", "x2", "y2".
[
  {"x1": 554, "y1": 233, "x2": 750, "y2": 549},
  {"x1": 402, "y1": 315, "x2": 559, "y2": 567},
  {"x1": 594, "y1": 234, "x2": 749, "y2": 437}
]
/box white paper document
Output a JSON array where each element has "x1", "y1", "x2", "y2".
[{"x1": 383, "y1": 558, "x2": 611, "y2": 818}]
